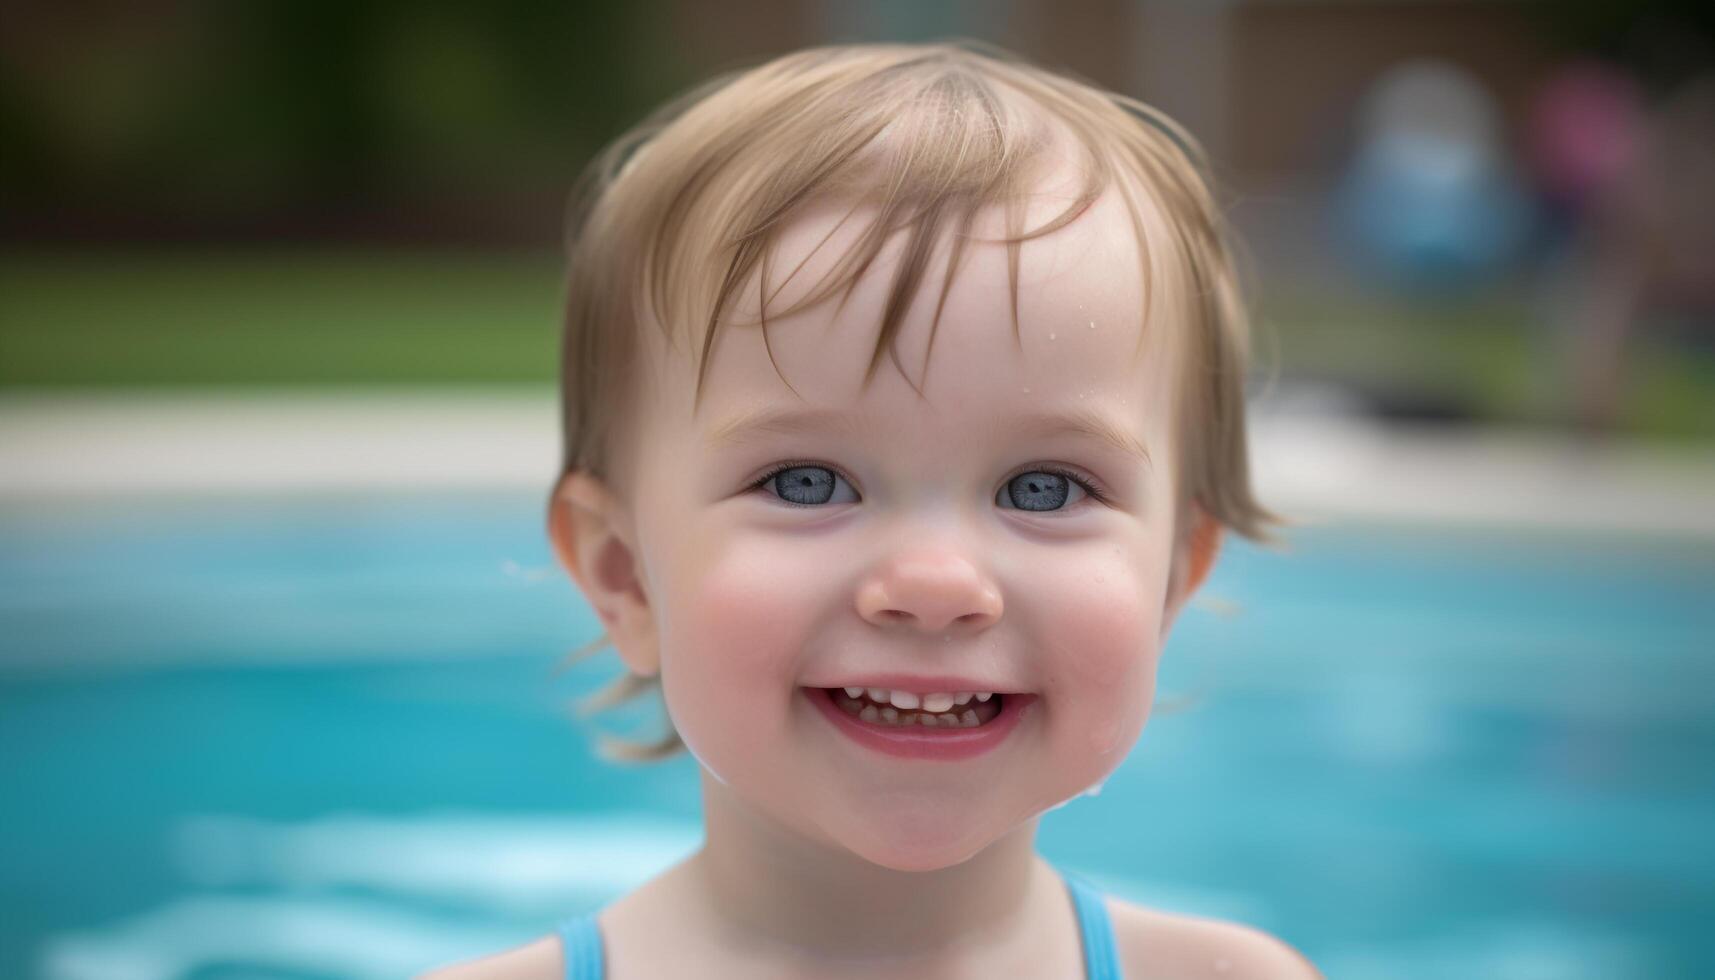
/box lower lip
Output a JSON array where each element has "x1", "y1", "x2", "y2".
[{"x1": 806, "y1": 687, "x2": 1037, "y2": 761}]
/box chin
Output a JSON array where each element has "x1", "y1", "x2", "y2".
[{"x1": 835, "y1": 809, "x2": 999, "y2": 873}]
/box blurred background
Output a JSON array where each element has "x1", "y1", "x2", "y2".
[{"x1": 2, "y1": 1, "x2": 1712, "y2": 978}]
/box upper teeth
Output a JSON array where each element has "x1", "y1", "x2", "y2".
[{"x1": 841, "y1": 687, "x2": 994, "y2": 711}]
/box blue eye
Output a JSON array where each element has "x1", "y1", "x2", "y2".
[
  {"x1": 755, "y1": 464, "x2": 859, "y2": 507},
  {"x1": 996, "y1": 467, "x2": 1102, "y2": 512}
]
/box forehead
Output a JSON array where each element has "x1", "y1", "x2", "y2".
[{"x1": 645, "y1": 172, "x2": 1183, "y2": 449}]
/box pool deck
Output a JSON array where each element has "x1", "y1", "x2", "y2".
[{"x1": 3, "y1": 388, "x2": 1713, "y2": 538}]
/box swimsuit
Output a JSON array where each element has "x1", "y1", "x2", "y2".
[{"x1": 556, "y1": 865, "x2": 1122, "y2": 979}]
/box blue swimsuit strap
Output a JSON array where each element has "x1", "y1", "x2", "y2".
[
  {"x1": 557, "y1": 913, "x2": 604, "y2": 980},
  {"x1": 1061, "y1": 868, "x2": 1124, "y2": 980},
  {"x1": 558, "y1": 869, "x2": 1122, "y2": 980}
]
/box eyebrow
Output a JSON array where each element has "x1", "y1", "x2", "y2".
[{"x1": 705, "y1": 404, "x2": 1152, "y2": 467}]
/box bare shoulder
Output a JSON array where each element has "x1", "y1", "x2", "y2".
[
  {"x1": 1106, "y1": 898, "x2": 1322, "y2": 980},
  {"x1": 414, "y1": 935, "x2": 561, "y2": 980}
]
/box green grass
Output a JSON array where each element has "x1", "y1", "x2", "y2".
[
  {"x1": 1258, "y1": 291, "x2": 1542, "y2": 413},
  {"x1": 1, "y1": 249, "x2": 563, "y2": 387},
  {"x1": 1260, "y1": 288, "x2": 1715, "y2": 439}
]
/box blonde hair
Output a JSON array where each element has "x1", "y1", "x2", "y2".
[{"x1": 552, "y1": 41, "x2": 1282, "y2": 762}]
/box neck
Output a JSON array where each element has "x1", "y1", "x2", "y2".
[{"x1": 686, "y1": 766, "x2": 1053, "y2": 965}]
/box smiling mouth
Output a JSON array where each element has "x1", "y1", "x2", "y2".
[{"x1": 821, "y1": 688, "x2": 1005, "y2": 729}]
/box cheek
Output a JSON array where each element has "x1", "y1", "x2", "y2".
[
  {"x1": 1035, "y1": 541, "x2": 1169, "y2": 760},
  {"x1": 653, "y1": 528, "x2": 833, "y2": 755}
]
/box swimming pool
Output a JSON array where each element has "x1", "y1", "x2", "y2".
[{"x1": 2, "y1": 492, "x2": 1711, "y2": 979}]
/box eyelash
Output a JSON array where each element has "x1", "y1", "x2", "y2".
[{"x1": 746, "y1": 461, "x2": 1112, "y2": 508}]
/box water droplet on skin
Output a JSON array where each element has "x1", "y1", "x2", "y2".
[
  {"x1": 1089, "y1": 320, "x2": 1096, "y2": 329},
  {"x1": 1022, "y1": 387, "x2": 1031, "y2": 394},
  {"x1": 1049, "y1": 332, "x2": 1056, "y2": 340}
]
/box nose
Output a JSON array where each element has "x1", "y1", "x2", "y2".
[{"x1": 855, "y1": 548, "x2": 1004, "y2": 633}]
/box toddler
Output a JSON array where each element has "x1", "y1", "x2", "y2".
[{"x1": 428, "y1": 41, "x2": 1318, "y2": 980}]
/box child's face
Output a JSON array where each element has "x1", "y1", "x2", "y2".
[{"x1": 569, "y1": 181, "x2": 1215, "y2": 871}]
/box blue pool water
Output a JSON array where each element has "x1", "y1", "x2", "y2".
[{"x1": 2, "y1": 493, "x2": 1712, "y2": 979}]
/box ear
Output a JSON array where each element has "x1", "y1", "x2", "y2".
[
  {"x1": 547, "y1": 470, "x2": 659, "y2": 678},
  {"x1": 1161, "y1": 502, "x2": 1223, "y2": 636}
]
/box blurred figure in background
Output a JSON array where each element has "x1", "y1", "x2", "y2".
[
  {"x1": 1333, "y1": 60, "x2": 1531, "y2": 297},
  {"x1": 1526, "y1": 61, "x2": 1644, "y2": 249},
  {"x1": 1533, "y1": 68, "x2": 1715, "y2": 433}
]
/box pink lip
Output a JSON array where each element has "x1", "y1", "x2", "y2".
[{"x1": 805, "y1": 686, "x2": 1037, "y2": 761}]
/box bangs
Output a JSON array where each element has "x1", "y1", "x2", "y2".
[{"x1": 582, "y1": 42, "x2": 1228, "y2": 408}]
